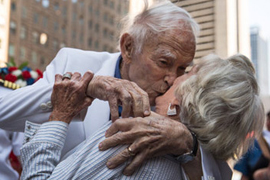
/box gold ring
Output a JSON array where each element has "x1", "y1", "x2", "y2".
[{"x1": 127, "y1": 146, "x2": 135, "y2": 156}]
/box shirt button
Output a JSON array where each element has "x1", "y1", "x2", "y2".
[
  {"x1": 27, "y1": 125, "x2": 31, "y2": 130},
  {"x1": 40, "y1": 103, "x2": 47, "y2": 110},
  {"x1": 33, "y1": 130, "x2": 37, "y2": 136},
  {"x1": 47, "y1": 101, "x2": 53, "y2": 109}
]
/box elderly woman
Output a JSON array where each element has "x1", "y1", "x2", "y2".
[{"x1": 20, "y1": 54, "x2": 264, "y2": 180}]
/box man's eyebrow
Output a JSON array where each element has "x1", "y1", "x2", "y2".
[{"x1": 158, "y1": 50, "x2": 177, "y2": 59}]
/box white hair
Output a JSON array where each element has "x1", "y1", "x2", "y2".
[
  {"x1": 118, "y1": 0, "x2": 200, "y2": 53},
  {"x1": 175, "y1": 54, "x2": 265, "y2": 161}
]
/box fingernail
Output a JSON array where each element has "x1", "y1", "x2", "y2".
[
  {"x1": 107, "y1": 161, "x2": 112, "y2": 168},
  {"x1": 99, "y1": 143, "x2": 103, "y2": 150},
  {"x1": 144, "y1": 110, "x2": 150, "y2": 116},
  {"x1": 123, "y1": 170, "x2": 131, "y2": 176}
]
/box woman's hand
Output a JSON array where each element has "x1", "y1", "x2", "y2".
[
  {"x1": 87, "y1": 76, "x2": 151, "y2": 121},
  {"x1": 98, "y1": 112, "x2": 193, "y2": 176},
  {"x1": 49, "y1": 71, "x2": 94, "y2": 124}
]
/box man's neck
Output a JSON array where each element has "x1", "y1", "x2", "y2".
[{"x1": 119, "y1": 60, "x2": 130, "y2": 81}]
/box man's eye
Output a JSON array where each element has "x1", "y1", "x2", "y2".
[
  {"x1": 177, "y1": 67, "x2": 187, "y2": 76},
  {"x1": 159, "y1": 60, "x2": 168, "y2": 65},
  {"x1": 179, "y1": 67, "x2": 186, "y2": 71}
]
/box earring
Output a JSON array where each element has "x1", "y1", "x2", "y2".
[{"x1": 167, "y1": 103, "x2": 177, "y2": 116}]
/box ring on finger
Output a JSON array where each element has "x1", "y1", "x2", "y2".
[
  {"x1": 62, "y1": 73, "x2": 72, "y2": 80},
  {"x1": 127, "y1": 146, "x2": 136, "y2": 156}
]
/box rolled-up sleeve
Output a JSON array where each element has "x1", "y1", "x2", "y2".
[{"x1": 20, "y1": 121, "x2": 68, "y2": 180}]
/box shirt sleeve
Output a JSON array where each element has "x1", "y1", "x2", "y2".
[
  {"x1": 20, "y1": 121, "x2": 68, "y2": 180},
  {"x1": 11, "y1": 131, "x2": 24, "y2": 156}
]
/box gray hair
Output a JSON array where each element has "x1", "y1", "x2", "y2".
[
  {"x1": 118, "y1": 0, "x2": 200, "y2": 53},
  {"x1": 175, "y1": 54, "x2": 264, "y2": 161}
]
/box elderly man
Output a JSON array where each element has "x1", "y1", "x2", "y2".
[
  {"x1": 20, "y1": 54, "x2": 263, "y2": 180},
  {"x1": 0, "y1": 0, "x2": 198, "y2": 175}
]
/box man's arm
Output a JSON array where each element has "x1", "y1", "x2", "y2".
[
  {"x1": 0, "y1": 48, "x2": 69, "y2": 131},
  {"x1": 87, "y1": 76, "x2": 151, "y2": 121},
  {"x1": 99, "y1": 112, "x2": 194, "y2": 176}
]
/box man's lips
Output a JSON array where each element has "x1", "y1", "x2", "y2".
[{"x1": 155, "y1": 87, "x2": 170, "y2": 96}]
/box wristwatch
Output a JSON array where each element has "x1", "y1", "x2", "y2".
[{"x1": 174, "y1": 130, "x2": 198, "y2": 164}]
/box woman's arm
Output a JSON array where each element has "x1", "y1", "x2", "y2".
[{"x1": 20, "y1": 71, "x2": 94, "y2": 179}]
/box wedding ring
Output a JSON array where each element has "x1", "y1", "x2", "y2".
[
  {"x1": 127, "y1": 146, "x2": 135, "y2": 156},
  {"x1": 62, "y1": 73, "x2": 72, "y2": 80},
  {"x1": 167, "y1": 103, "x2": 177, "y2": 116}
]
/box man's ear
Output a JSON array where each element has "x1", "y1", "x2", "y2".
[{"x1": 120, "y1": 33, "x2": 134, "y2": 63}]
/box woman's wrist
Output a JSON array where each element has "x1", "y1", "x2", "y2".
[{"x1": 49, "y1": 111, "x2": 73, "y2": 124}]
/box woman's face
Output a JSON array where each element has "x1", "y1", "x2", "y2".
[{"x1": 155, "y1": 66, "x2": 198, "y2": 120}]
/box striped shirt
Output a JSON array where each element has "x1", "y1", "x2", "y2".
[{"x1": 20, "y1": 120, "x2": 188, "y2": 180}]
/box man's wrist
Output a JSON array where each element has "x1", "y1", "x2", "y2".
[
  {"x1": 174, "y1": 129, "x2": 198, "y2": 164},
  {"x1": 174, "y1": 131, "x2": 198, "y2": 164}
]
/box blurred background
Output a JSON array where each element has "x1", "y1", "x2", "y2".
[{"x1": 0, "y1": 0, "x2": 269, "y2": 179}]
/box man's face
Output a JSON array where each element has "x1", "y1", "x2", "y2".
[
  {"x1": 126, "y1": 28, "x2": 196, "y2": 105},
  {"x1": 155, "y1": 66, "x2": 197, "y2": 120}
]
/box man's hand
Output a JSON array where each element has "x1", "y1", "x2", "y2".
[
  {"x1": 98, "y1": 112, "x2": 193, "y2": 176},
  {"x1": 87, "y1": 76, "x2": 151, "y2": 121},
  {"x1": 49, "y1": 71, "x2": 94, "y2": 124}
]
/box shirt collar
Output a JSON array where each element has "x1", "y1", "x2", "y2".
[
  {"x1": 114, "y1": 55, "x2": 122, "y2": 79},
  {"x1": 114, "y1": 55, "x2": 123, "y2": 116}
]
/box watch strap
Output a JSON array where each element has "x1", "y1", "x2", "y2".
[{"x1": 174, "y1": 130, "x2": 198, "y2": 164}]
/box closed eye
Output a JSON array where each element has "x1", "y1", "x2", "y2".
[
  {"x1": 177, "y1": 67, "x2": 187, "y2": 76},
  {"x1": 157, "y1": 59, "x2": 170, "y2": 67},
  {"x1": 160, "y1": 60, "x2": 168, "y2": 65}
]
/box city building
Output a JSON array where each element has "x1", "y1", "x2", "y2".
[
  {"x1": 0, "y1": 0, "x2": 129, "y2": 70},
  {"x1": 250, "y1": 26, "x2": 269, "y2": 95},
  {"x1": 0, "y1": 0, "x2": 10, "y2": 67},
  {"x1": 173, "y1": 0, "x2": 250, "y2": 60},
  {"x1": 1, "y1": 0, "x2": 251, "y2": 70}
]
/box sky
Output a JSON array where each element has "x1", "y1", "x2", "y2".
[
  {"x1": 248, "y1": 0, "x2": 270, "y2": 94},
  {"x1": 249, "y1": 0, "x2": 270, "y2": 40}
]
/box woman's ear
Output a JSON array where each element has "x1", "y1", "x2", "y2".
[{"x1": 120, "y1": 33, "x2": 134, "y2": 64}]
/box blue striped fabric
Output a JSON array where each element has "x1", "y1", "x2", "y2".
[{"x1": 20, "y1": 121, "x2": 187, "y2": 180}]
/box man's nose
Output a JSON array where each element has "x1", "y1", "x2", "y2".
[{"x1": 165, "y1": 72, "x2": 177, "y2": 86}]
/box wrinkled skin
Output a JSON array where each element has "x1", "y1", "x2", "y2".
[
  {"x1": 49, "y1": 71, "x2": 94, "y2": 124},
  {"x1": 155, "y1": 66, "x2": 198, "y2": 120},
  {"x1": 87, "y1": 76, "x2": 150, "y2": 121},
  {"x1": 98, "y1": 25, "x2": 196, "y2": 176},
  {"x1": 86, "y1": 27, "x2": 195, "y2": 122},
  {"x1": 120, "y1": 27, "x2": 195, "y2": 106},
  {"x1": 99, "y1": 112, "x2": 193, "y2": 176},
  {"x1": 99, "y1": 66, "x2": 199, "y2": 176}
]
